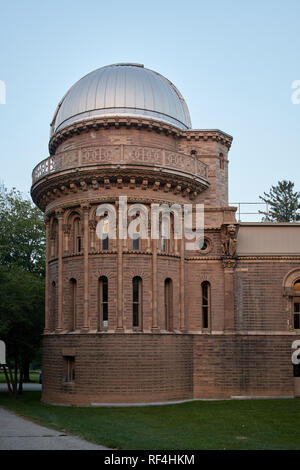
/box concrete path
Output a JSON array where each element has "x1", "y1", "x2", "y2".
[{"x1": 0, "y1": 407, "x2": 109, "y2": 450}]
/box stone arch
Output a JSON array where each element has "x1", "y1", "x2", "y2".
[
  {"x1": 282, "y1": 268, "x2": 300, "y2": 293},
  {"x1": 282, "y1": 268, "x2": 300, "y2": 330}
]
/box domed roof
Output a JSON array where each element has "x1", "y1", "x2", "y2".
[{"x1": 51, "y1": 63, "x2": 192, "y2": 135}]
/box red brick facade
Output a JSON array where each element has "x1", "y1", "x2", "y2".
[{"x1": 31, "y1": 69, "x2": 300, "y2": 405}]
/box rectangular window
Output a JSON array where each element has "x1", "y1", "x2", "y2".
[
  {"x1": 294, "y1": 363, "x2": 300, "y2": 378},
  {"x1": 63, "y1": 356, "x2": 75, "y2": 383},
  {"x1": 102, "y1": 236, "x2": 109, "y2": 250},
  {"x1": 133, "y1": 277, "x2": 142, "y2": 329},
  {"x1": 132, "y1": 237, "x2": 139, "y2": 250},
  {"x1": 98, "y1": 277, "x2": 108, "y2": 329}
]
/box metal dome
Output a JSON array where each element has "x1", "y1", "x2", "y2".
[{"x1": 51, "y1": 63, "x2": 192, "y2": 134}]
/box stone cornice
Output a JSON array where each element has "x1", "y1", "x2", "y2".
[
  {"x1": 48, "y1": 117, "x2": 233, "y2": 154},
  {"x1": 183, "y1": 129, "x2": 233, "y2": 149},
  {"x1": 185, "y1": 256, "x2": 222, "y2": 261},
  {"x1": 237, "y1": 255, "x2": 300, "y2": 261},
  {"x1": 33, "y1": 172, "x2": 209, "y2": 212}
]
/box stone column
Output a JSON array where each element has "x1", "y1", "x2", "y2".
[
  {"x1": 223, "y1": 258, "x2": 236, "y2": 330},
  {"x1": 116, "y1": 201, "x2": 124, "y2": 331},
  {"x1": 44, "y1": 216, "x2": 50, "y2": 333},
  {"x1": 82, "y1": 203, "x2": 90, "y2": 331},
  {"x1": 89, "y1": 220, "x2": 97, "y2": 252},
  {"x1": 152, "y1": 238, "x2": 159, "y2": 332},
  {"x1": 146, "y1": 212, "x2": 151, "y2": 252},
  {"x1": 180, "y1": 214, "x2": 185, "y2": 331},
  {"x1": 55, "y1": 208, "x2": 64, "y2": 332}
]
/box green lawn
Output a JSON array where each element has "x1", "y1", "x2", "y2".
[
  {"x1": 0, "y1": 391, "x2": 299, "y2": 450},
  {"x1": 0, "y1": 371, "x2": 40, "y2": 384}
]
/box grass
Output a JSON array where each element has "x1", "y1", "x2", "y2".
[
  {"x1": 0, "y1": 391, "x2": 299, "y2": 450},
  {"x1": 0, "y1": 371, "x2": 40, "y2": 384}
]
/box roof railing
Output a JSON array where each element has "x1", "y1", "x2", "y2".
[{"x1": 229, "y1": 202, "x2": 269, "y2": 222}]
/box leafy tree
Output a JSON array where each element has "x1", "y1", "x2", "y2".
[
  {"x1": 259, "y1": 180, "x2": 300, "y2": 222},
  {"x1": 0, "y1": 185, "x2": 45, "y2": 275},
  {"x1": 0, "y1": 185, "x2": 45, "y2": 396},
  {"x1": 0, "y1": 266, "x2": 44, "y2": 396}
]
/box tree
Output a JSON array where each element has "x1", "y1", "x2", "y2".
[
  {"x1": 0, "y1": 185, "x2": 45, "y2": 275},
  {"x1": 0, "y1": 266, "x2": 44, "y2": 396},
  {"x1": 0, "y1": 185, "x2": 45, "y2": 396},
  {"x1": 259, "y1": 180, "x2": 300, "y2": 222}
]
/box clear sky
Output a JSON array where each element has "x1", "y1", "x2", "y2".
[{"x1": 0, "y1": 0, "x2": 299, "y2": 208}]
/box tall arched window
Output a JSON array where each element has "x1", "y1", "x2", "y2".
[
  {"x1": 131, "y1": 213, "x2": 140, "y2": 250},
  {"x1": 160, "y1": 215, "x2": 171, "y2": 253},
  {"x1": 132, "y1": 276, "x2": 142, "y2": 329},
  {"x1": 201, "y1": 281, "x2": 210, "y2": 329},
  {"x1": 73, "y1": 217, "x2": 82, "y2": 254},
  {"x1": 101, "y1": 214, "x2": 109, "y2": 250},
  {"x1": 70, "y1": 278, "x2": 77, "y2": 330},
  {"x1": 51, "y1": 219, "x2": 58, "y2": 258},
  {"x1": 293, "y1": 280, "x2": 300, "y2": 329},
  {"x1": 98, "y1": 276, "x2": 108, "y2": 330},
  {"x1": 51, "y1": 281, "x2": 56, "y2": 331},
  {"x1": 164, "y1": 278, "x2": 173, "y2": 331}
]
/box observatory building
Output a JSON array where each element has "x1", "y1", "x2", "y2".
[{"x1": 31, "y1": 63, "x2": 300, "y2": 405}]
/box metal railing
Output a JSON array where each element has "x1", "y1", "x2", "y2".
[{"x1": 229, "y1": 202, "x2": 269, "y2": 222}]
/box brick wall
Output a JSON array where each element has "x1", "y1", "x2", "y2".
[
  {"x1": 42, "y1": 334, "x2": 193, "y2": 405},
  {"x1": 234, "y1": 261, "x2": 299, "y2": 331},
  {"x1": 42, "y1": 331, "x2": 299, "y2": 405}
]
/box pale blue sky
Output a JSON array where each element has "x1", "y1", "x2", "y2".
[{"x1": 0, "y1": 0, "x2": 299, "y2": 207}]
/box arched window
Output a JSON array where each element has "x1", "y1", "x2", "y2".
[
  {"x1": 98, "y1": 276, "x2": 108, "y2": 330},
  {"x1": 201, "y1": 281, "x2": 210, "y2": 329},
  {"x1": 51, "y1": 219, "x2": 58, "y2": 258},
  {"x1": 160, "y1": 214, "x2": 172, "y2": 253},
  {"x1": 131, "y1": 213, "x2": 140, "y2": 250},
  {"x1": 132, "y1": 276, "x2": 142, "y2": 329},
  {"x1": 164, "y1": 278, "x2": 173, "y2": 331},
  {"x1": 73, "y1": 217, "x2": 82, "y2": 254},
  {"x1": 293, "y1": 280, "x2": 300, "y2": 329},
  {"x1": 51, "y1": 281, "x2": 56, "y2": 331},
  {"x1": 101, "y1": 214, "x2": 109, "y2": 250},
  {"x1": 70, "y1": 278, "x2": 77, "y2": 330}
]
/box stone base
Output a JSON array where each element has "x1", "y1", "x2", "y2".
[{"x1": 42, "y1": 333, "x2": 298, "y2": 406}]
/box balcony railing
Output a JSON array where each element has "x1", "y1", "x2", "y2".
[{"x1": 32, "y1": 145, "x2": 208, "y2": 185}]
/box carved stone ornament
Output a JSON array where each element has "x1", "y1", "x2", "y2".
[
  {"x1": 222, "y1": 258, "x2": 237, "y2": 269},
  {"x1": 221, "y1": 224, "x2": 239, "y2": 257},
  {"x1": 89, "y1": 220, "x2": 97, "y2": 231}
]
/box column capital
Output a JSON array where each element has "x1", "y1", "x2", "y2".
[
  {"x1": 80, "y1": 202, "x2": 90, "y2": 212},
  {"x1": 222, "y1": 257, "x2": 236, "y2": 269},
  {"x1": 55, "y1": 208, "x2": 64, "y2": 219}
]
